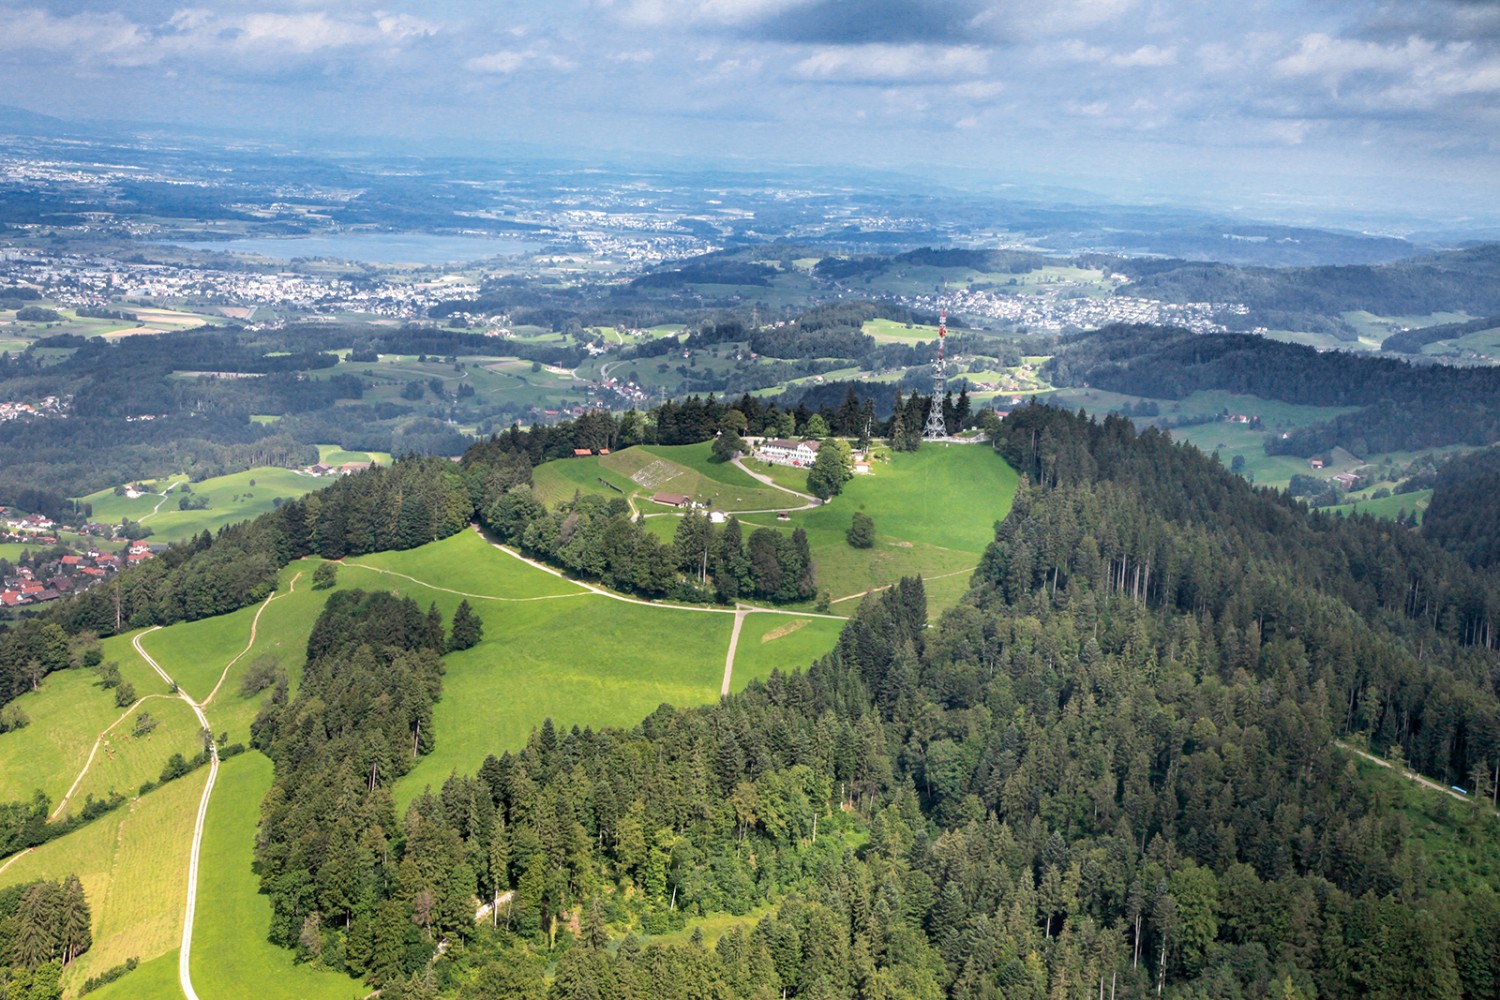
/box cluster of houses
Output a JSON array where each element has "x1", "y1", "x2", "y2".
[
  {"x1": 0, "y1": 540, "x2": 163, "y2": 608},
  {"x1": 304, "y1": 460, "x2": 377, "y2": 477},
  {"x1": 3, "y1": 510, "x2": 57, "y2": 541},
  {"x1": 0, "y1": 396, "x2": 66, "y2": 423}
]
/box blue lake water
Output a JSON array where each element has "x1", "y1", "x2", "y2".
[{"x1": 159, "y1": 232, "x2": 541, "y2": 265}]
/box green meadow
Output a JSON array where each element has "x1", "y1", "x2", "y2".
[
  {"x1": 0, "y1": 769, "x2": 207, "y2": 993},
  {"x1": 533, "y1": 443, "x2": 791, "y2": 511},
  {"x1": 0, "y1": 629, "x2": 191, "y2": 809},
  {"x1": 79, "y1": 467, "x2": 328, "y2": 544},
  {"x1": 316, "y1": 444, "x2": 393, "y2": 467},
  {"x1": 736, "y1": 445, "x2": 1017, "y2": 610},
  {"x1": 1324, "y1": 488, "x2": 1433, "y2": 524}
]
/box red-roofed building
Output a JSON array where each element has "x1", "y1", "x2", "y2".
[{"x1": 573, "y1": 448, "x2": 593, "y2": 457}]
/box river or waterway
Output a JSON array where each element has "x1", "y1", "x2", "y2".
[{"x1": 157, "y1": 231, "x2": 541, "y2": 265}]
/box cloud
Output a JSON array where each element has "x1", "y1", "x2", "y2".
[
  {"x1": 0, "y1": 9, "x2": 153, "y2": 64},
  {"x1": 793, "y1": 43, "x2": 987, "y2": 82},
  {"x1": 1274, "y1": 31, "x2": 1500, "y2": 107},
  {"x1": 466, "y1": 49, "x2": 577, "y2": 74},
  {"x1": 1110, "y1": 44, "x2": 1175, "y2": 67}
]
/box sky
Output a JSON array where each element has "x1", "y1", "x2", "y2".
[{"x1": 2, "y1": 0, "x2": 1498, "y2": 229}]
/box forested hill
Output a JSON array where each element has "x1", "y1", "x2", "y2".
[
  {"x1": 241, "y1": 405, "x2": 1500, "y2": 998},
  {"x1": 1043, "y1": 324, "x2": 1500, "y2": 456},
  {"x1": 1423, "y1": 445, "x2": 1500, "y2": 570},
  {"x1": 1101, "y1": 243, "x2": 1500, "y2": 317}
]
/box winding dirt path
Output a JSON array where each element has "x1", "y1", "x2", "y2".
[
  {"x1": 340, "y1": 561, "x2": 592, "y2": 604},
  {"x1": 132, "y1": 627, "x2": 215, "y2": 1000},
  {"x1": 203, "y1": 571, "x2": 300, "y2": 706},
  {"x1": 0, "y1": 848, "x2": 32, "y2": 876},
  {"x1": 49, "y1": 693, "x2": 174, "y2": 821},
  {"x1": 729, "y1": 456, "x2": 819, "y2": 505}
]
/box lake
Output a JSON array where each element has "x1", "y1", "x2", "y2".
[{"x1": 158, "y1": 231, "x2": 542, "y2": 265}]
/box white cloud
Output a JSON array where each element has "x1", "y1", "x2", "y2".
[
  {"x1": 0, "y1": 9, "x2": 153, "y2": 65},
  {"x1": 1274, "y1": 31, "x2": 1500, "y2": 108},
  {"x1": 466, "y1": 49, "x2": 577, "y2": 74},
  {"x1": 1275, "y1": 33, "x2": 1441, "y2": 82},
  {"x1": 620, "y1": 0, "x2": 807, "y2": 27},
  {"x1": 951, "y1": 80, "x2": 1004, "y2": 100},
  {"x1": 1111, "y1": 44, "x2": 1175, "y2": 68},
  {"x1": 0, "y1": 6, "x2": 437, "y2": 67},
  {"x1": 974, "y1": 0, "x2": 1137, "y2": 40},
  {"x1": 794, "y1": 44, "x2": 987, "y2": 83},
  {"x1": 1055, "y1": 40, "x2": 1175, "y2": 67}
]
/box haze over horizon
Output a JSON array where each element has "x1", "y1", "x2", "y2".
[{"x1": 2, "y1": 0, "x2": 1499, "y2": 233}]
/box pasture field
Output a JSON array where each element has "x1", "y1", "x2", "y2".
[
  {"x1": 79, "y1": 467, "x2": 326, "y2": 544},
  {"x1": 734, "y1": 445, "x2": 1016, "y2": 611},
  {"x1": 534, "y1": 444, "x2": 792, "y2": 511},
  {"x1": 0, "y1": 632, "x2": 183, "y2": 806},
  {"x1": 1324, "y1": 488, "x2": 1432, "y2": 524},
  {"x1": 62, "y1": 695, "x2": 204, "y2": 817},
  {"x1": 0, "y1": 769, "x2": 207, "y2": 992},
  {"x1": 730, "y1": 615, "x2": 845, "y2": 692},
  {"x1": 1342, "y1": 310, "x2": 1471, "y2": 347},
  {"x1": 84, "y1": 951, "x2": 180, "y2": 1000},
  {"x1": 863, "y1": 318, "x2": 944, "y2": 344},
  {"x1": 739, "y1": 454, "x2": 810, "y2": 493},
  {"x1": 190, "y1": 753, "x2": 366, "y2": 1000},
  {"x1": 134, "y1": 600, "x2": 270, "y2": 739},
  {"x1": 316, "y1": 444, "x2": 393, "y2": 467},
  {"x1": 396, "y1": 592, "x2": 734, "y2": 806}
]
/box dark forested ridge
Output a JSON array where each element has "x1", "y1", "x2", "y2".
[
  {"x1": 1044, "y1": 324, "x2": 1500, "y2": 456},
  {"x1": 1424, "y1": 446, "x2": 1500, "y2": 570},
  {"x1": 1100, "y1": 244, "x2": 1500, "y2": 322}
]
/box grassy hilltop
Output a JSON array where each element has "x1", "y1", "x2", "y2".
[{"x1": 0, "y1": 442, "x2": 1021, "y2": 996}]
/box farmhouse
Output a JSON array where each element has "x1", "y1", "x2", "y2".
[
  {"x1": 651, "y1": 492, "x2": 691, "y2": 508},
  {"x1": 573, "y1": 448, "x2": 593, "y2": 457},
  {"x1": 758, "y1": 438, "x2": 821, "y2": 467}
]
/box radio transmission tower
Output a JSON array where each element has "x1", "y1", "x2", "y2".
[{"x1": 923, "y1": 302, "x2": 949, "y2": 440}]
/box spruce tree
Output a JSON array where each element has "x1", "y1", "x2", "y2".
[{"x1": 448, "y1": 599, "x2": 483, "y2": 651}]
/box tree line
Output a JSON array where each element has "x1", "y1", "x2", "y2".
[
  {"x1": 0, "y1": 875, "x2": 91, "y2": 998},
  {"x1": 1043, "y1": 324, "x2": 1500, "y2": 457}
]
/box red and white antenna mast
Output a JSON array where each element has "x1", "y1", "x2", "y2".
[{"x1": 923, "y1": 292, "x2": 949, "y2": 439}]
